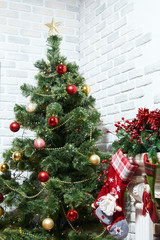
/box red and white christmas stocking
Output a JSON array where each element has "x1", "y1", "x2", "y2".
[{"x1": 92, "y1": 149, "x2": 138, "y2": 239}]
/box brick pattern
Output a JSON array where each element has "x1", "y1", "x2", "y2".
[
  {"x1": 125, "y1": 195, "x2": 136, "y2": 240},
  {"x1": 0, "y1": 0, "x2": 80, "y2": 159},
  {"x1": 79, "y1": 0, "x2": 158, "y2": 152}
]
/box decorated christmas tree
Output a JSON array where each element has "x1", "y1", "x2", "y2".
[{"x1": 0, "y1": 18, "x2": 112, "y2": 240}]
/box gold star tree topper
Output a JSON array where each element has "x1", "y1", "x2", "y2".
[{"x1": 45, "y1": 17, "x2": 61, "y2": 36}]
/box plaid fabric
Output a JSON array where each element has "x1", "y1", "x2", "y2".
[
  {"x1": 111, "y1": 149, "x2": 138, "y2": 182},
  {"x1": 144, "y1": 153, "x2": 156, "y2": 176}
]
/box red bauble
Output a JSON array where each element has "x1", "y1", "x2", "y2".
[
  {"x1": 10, "y1": 122, "x2": 20, "y2": 132},
  {"x1": 48, "y1": 116, "x2": 58, "y2": 126},
  {"x1": 66, "y1": 85, "x2": 77, "y2": 95},
  {"x1": 0, "y1": 193, "x2": 3, "y2": 203},
  {"x1": 56, "y1": 64, "x2": 66, "y2": 74},
  {"x1": 38, "y1": 171, "x2": 49, "y2": 182},
  {"x1": 67, "y1": 209, "x2": 78, "y2": 221}
]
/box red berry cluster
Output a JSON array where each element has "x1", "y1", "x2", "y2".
[
  {"x1": 114, "y1": 108, "x2": 160, "y2": 143},
  {"x1": 98, "y1": 159, "x2": 108, "y2": 182}
]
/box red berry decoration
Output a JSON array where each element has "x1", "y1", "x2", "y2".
[
  {"x1": 38, "y1": 171, "x2": 49, "y2": 182},
  {"x1": 56, "y1": 64, "x2": 66, "y2": 74},
  {"x1": 10, "y1": 121, "x2": 20, "y2": 132},
  {"x1": 48, "y1": 116, "x2": 58, "y2": 126},
  {"x1": 0, "y1": 193, "x2": 3, "y2": 203},
  {"x1": 67, "y1": 209, "x2": 78, "y2": 221},
  {"x1": 66, "y1": 85, "x2": 77, "y2": 95}
]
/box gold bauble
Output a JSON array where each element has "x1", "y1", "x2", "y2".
[
  {"x1": 81, "y1": 84, "x2": 91, "y2": 94},
  {"x1": 26, "y1": 102, "x2": 36, "y2": 113},
  {"x1": 12, "y1": 151, "x2": 22, "y2": 162},
  {"x1": 89, "y1": 154, "x2": 100, "y2": 165},
  {"x1": 45, "y1": 88, "x2": 50, "y2": 92},
  {"x1": 0, "y1": 163, "x2": 9, "y2": 173},
  {"x1": 42, "y1": 217, "x2": 54, "y2": 230},
  {"x1": 0, "y1": 206, "x2": 4, "y2": 216}
]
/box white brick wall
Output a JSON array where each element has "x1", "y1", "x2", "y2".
[{"x1": 0, "y1": 0, "x2": 80, "y2": 159}]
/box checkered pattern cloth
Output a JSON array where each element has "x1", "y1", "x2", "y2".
[
  {"x1": 144, "y1": 153, "x2": 156, "y2": 176},
  {"x1": 111, "y1": 149, "x2": 138, "y2": 182}
]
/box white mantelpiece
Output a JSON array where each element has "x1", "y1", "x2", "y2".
[{"x1": 127, "y1": 153, "x2": 160, "y2": 240}]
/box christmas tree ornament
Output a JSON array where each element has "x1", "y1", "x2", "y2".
[
  {"x1": 81, "y1": 84, "x2": 91, "y2": 94},
  {"x1": 10, "y1": 121, "x2": 20, "y2": 132},
  {"x1": 38, "y1": 171, "x2": 49, "y2": 182},
  {"x1": 56, "y1": 64, "x2": 66, "y2": 74},
  {"x1": 48, "y1": 116, "x2": 58, "y2": 127},
  {"x1": 34, "y1": 138, "x2": 45, "y2": 150},
  {"x1": 0, "y1": 193, "x2": 4, "y2": 203},
  {"x1": 12, "y1": 151, "x2": 22, "y2": 162},
  {"x1": 89, "y1": 154, "x2": 100, "y2": 165},
  {"x1": 26, "y1": 102, "x2": 36, "y2": 113},
  {"x1": 42, "y1": 217, "x2": 54, "y2": 230},
  {"x1": 45, "y1": 17, "x2": 61, "y2": 36},
  {"x1": 45, "y1": 88, "x2": 50, "y2": 92},
  {"x1": 0, "y1": 206, "x2": 4, "y2": 216},
  {"x1": 67, "y1": 209, "x2": 78, "y2": 221},
  {"x1": 66, "y1": 85, "x2": 77, "y2": 95},
  {"x1": 0, "y1": 163, "x2": 9, "y2": 173},
  {"x1": 92, "y1": 149, "x2": 138, "y2": 240}
]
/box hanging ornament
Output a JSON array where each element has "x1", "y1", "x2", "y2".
[
  {"x1": 89, "y1": 154, "x2": 100, "y2": 165},
  {"x1": 45, "y1": 87, "x2": 50, "y2": 92},
  {"x1": 0, "y1": 163, "x2": 9, "y2": 173},
  {"x1": 81, "y1": 84, "x2": 91, "y2": 94},
  {"x1": 66, "y1": 85, "x2": 77, "y2": 95},
  {"x1": 67, "y1": 209, "x2": 78, "y2": 221},
  {"x1": 0, "y1": 193, "x2": 3, "y2": 203},
  {"x1": 34, "y1": 138, "x2": 45, "y2": 150},
  {"x1": 42, "y1": 217, "x2": 54, "y2": 230},
  {"x1": 48, "y1": 116, "x2": 58, "y2": 127},
  {"x1": 10, "y1": 121, "x2": 20, "y2": 132},
  {"x1": 0, "y1": 206, "x2": 4, "y2": 216},
  {"x1": 26, "y1": 102, "x2": 37, "y2": 113},
  {"x1": 56, "y1": 64, "x2": 66, "y2": 74},
  {"x1": 12, "y1": 151, "x2": 22, "y2": 162},
  {"x1": 38, "y1": 171, "x2": 49, "y2": 182}
]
